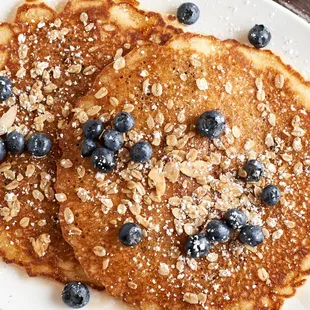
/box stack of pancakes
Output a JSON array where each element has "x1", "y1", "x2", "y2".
[{"x1": 0, "y1": 0, "x2": 309, "y2": 309}]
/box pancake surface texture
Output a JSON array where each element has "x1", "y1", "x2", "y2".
[
  {"x1": 57, "y1": 33, "x2": 310, "y2": 309},
  {"x1": 0, "y1": 0, "x2": 181, "y2": 284}
]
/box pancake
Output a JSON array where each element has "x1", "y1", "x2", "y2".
[
  {"x1": 0, "y1": 0, "x2": 181, "y2": 284},
  {"x1": 57, "y1": 32, "x2": 310, "y2": 309}
]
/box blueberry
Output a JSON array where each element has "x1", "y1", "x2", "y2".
[
  {"x1": 184, "y1": 234, "x2": 210, "y2": 258},
  {"x1": 90, "y1": 147, "x2": 116, "y2": 172},
  {"x1": 80, "y1": 139, "x2": 97, "y2": 157},
  {"x1": 113, "y1": 112, "x2": 135, "y2": 133},
  {"x1": 6, "y1": 131, "x2": 25, "y2": 153},
  {"x1": 239, "y1": 225, "x2": 264, "y2": 247},
  {"x1": 0, "y1": 138, "x2": 6, "y2": 161},
  {"x1": 206, "y1": 220, "x2": 230, "y2": 243},
  {"x1": 196, "y1": 110, "x2": 226, "y2": 139},
  {"x1": 130, "y1": 141, "x2": 152, "y2": 163},
  {"x1": 27, "y1": 133, "x2": 51, "y2": 157},
  {"x1": 261, "y1": 185, "x2": 281, "y2": 206},
  {"x1": 83, "y1": 120, "x2": 104, "y2": 140},
  {"x1": 102, "y1": 129, "x2": 123, "y2": 152},
  {"x1": 62, "y1": 282, "x2": 90, "y2": 309},
  {"x1": 119, "y1": 223, "x2": 143, "y2": 246},
  {"x1": 248, "y1": 24, "x2": 271, "y2": 49},
  {"x1": 0, "y1": 76, "x2": 12, "y2": 102},
  {"x1": 177, "y1": 3, "x2": 200, "y2": 25},
  {"x1": 244, "y1": 159, "x2": 264, "y2": 182},
  {"x1": 224, "y1": 209, "x2": 247, "y2": 230}
]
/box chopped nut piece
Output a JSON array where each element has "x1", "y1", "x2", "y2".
[
  {"x1": 265, "y1": 133, "x2": 275, "y2": 147},
  {"x1": 113, "y1": 57, "x2": 125, "y2": 70},
  {"x1": 64, "y1": 208, "x2": 74, "y2": 224},
  {"x1": 148, "y1": 167, "x2": 166, "y2": 197},
  {"x1": 163, "y1": 162, "x2": 180, "y2": 183},
  {"x1": 30, "y1": 234, "x2": 51, "y2": 257},
  {"x1": 190, "y1": 54, "x2": 201, "y2": 67}
]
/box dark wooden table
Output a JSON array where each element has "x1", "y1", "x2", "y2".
[{"x1": 274, "y1": 0, "x2": 310, "y2": 22}]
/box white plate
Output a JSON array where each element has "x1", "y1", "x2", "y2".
[{"x1": 0, "y1": 0, "x2": 310, "y2": 309}]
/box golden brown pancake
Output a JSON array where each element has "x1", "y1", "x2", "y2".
[
  {"x1": 57, "y1": 33, "x2": 310, "y2": 309},
  {"x1": 0, "y1": 0, "x2": 181, "y2": 284}
]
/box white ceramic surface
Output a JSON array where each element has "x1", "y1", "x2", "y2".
[{"x1": 0, "y1": 0, "x2": 309, "y2": 309}]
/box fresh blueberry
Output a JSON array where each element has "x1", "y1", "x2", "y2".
[
  {"x1": 80, "y1": 139, "x2": 97, "y2": 157},
  {"x1": 243, "y1": 159, "x2": 264, "y2": 182},
  {"x1": 184, "y1": 234, "x2": 210, "y2": 258},
  {"x1": 248, "y1": 24, "x2": 271, "y2": 49},
  {"x1": 91, "y1": 147, "x2": 116, "y2": 172},
  {"x1": 0, "y1": 138, "x2": 6, "y2": 161},
  {"x1": 0, "y1": 76, "x2": 12, "y2": 102},
  {"x1": 224, "y1": 209, "x2": 247, "y2": 230},
  {"x1": 196, "y1": 110, "x2": 226, "y2": 139},
  {"x1": 102, "y1": 129, "x2": 123, "y2": 152},
  {"x1": 113, "y1": 112, "x2": 135, "y2": 133},
  {"x1": 239, "y1": 225, "x2": 264, "y2": 247},
  {"x1": 27, "y1": 133, "x2": 51, "y2": 157},
  {"x1": 83, "y1": 120, "x2": 104, "y2": 140},
  {"x1": 62, "y1": 282, "x2": 90, "y2": 309},
  {"x1": 261, "y1": 185, "x2": 281, "y2": 206},
  {"x1": 130, "y1": 141, "x2": 152, "y2": 163},
  {"x1": 6, "y1": 131, "x2": 25, "y2": 153},
  {"x1": 177, "y1": 3, "x2": 200, "y2": 25},
  {"x1": 206, "y1": 219, "x2": 230, "y2": 243},
  {"x1": 119, "y1": 223, "x2": 143, "y2": 246}
]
